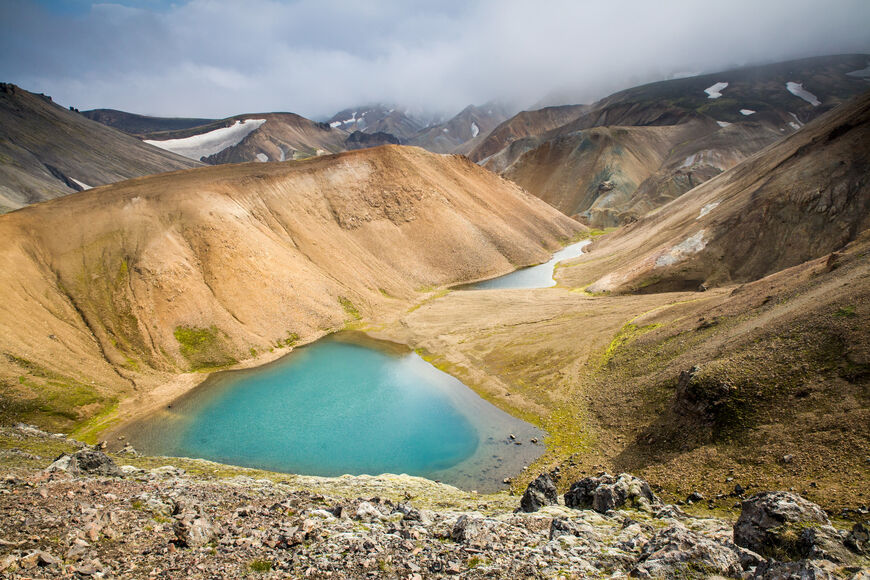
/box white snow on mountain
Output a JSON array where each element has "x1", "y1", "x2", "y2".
[
  {"x1": 471, "y1": 122, "x2": 479, "y2": 137},
  {"x1": 70, "y1": 178, "x2": 91, "y2": 190},
  {"x1": 704, "y1": 82, "x2": 728, "y2": 99},
  {"x1": 786, "y1": 82, "x2": 820, "y2": 106},
  {"x1": 740, "y1": 109, "x2": 756, "y2": 116},
  {"x1": 145, "y1": 119, "x2": 266, "y2": 161}
]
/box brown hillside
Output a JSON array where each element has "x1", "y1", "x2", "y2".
[
  {"x1": 558, "y1": 90, "x2": 870, "y2": 293},
  {"x1": 468, "y1": 105, "x2": 588, "y2": 163},
  {"x1": 0, "y1": 145, "x2": 582, "y2": 432},
  {"x1": 0, "y1": 84, "x2": 202, "y2": 213}
]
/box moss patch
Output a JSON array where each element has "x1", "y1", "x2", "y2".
[
  {"x1": 338, "y1": 296, "x2": 361, "y2": 320},
  {"x1": 0, "y1": 355, "x2": 116, "y2": 434},
  {"x1": 173, "y1": 325, "x2": 237, "y2": 371}
]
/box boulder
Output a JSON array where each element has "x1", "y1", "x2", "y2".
[
  {"x1": 451, "y1": 515, "x2": 491, "y2": 548},
  {"x1": 630, "y1": 524, "x2": 742, "y2": 578},
  {"x1": 45, "y1": 449, "x2": 123, "y2": 477},
  {"x1": 172, "y1": 503, "x2": 217, "y2": 548},
  {"x1": 734, "y1": 491, "x2": 852, "y2": 562},
  {"x1": 845, "y1": 521, "x2": 868, "y2": 555},
  {"x1": 519, "y1": 473, "x2": 558, "y2": 513},
  {"x1": 751, "y1": 558, "x2": 840, "y2": 579},
  {"x1": 564, "y1": 473, "x2": 660, "y2": 513}
]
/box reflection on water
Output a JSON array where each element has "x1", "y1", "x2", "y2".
[{"x1": 122, "y1": 334, "x2": 543, "y2": 492}]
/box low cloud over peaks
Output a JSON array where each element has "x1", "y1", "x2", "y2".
[{"x1": 2, "y1": 0, "x2": 869, "y2": 118}]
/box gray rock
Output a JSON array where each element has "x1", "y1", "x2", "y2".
[
  {"x1": 734, "y1": 491, "x2": 852, "y2": 562},
  {"x1": 451, "y1": 515, "x2": 490, "y2": 548},
  {"x1": 751, "y1": 558, "x2": 839, "y2": 579},
  {"x1": 845, "y1": 521, "x2": 868, "y2": 555},
  {"x1": 519, "y1": 473, "x2": 558, "y2": 513},
  {"x1": 630, "y1": 524, "x2": 742, "y2": 578},
  {"x1": 45, "y1": 449, "x2": 123, "y2": 477},
  {"x1": 173, "y1": 504, "x2": 217, "y2": 548},
  {"x1": 355, "y1": 501, "x2": 384, "y2": 522},
  {"x1": 149, "y1": 465, "x2": 185, "y2": 478},
  {"x1": 564, "y1": 473, "x2": 660, "y2": 513}
]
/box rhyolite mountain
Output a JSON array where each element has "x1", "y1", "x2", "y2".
[
  {"x1": 472, "y1": 54, "x2": 870, "y2": 226},
  {"x1": 325, "y1": 104, "x2": 441, "y2": 141},
  {"x1": 0, "y1": 83, "x2": 202, "y2": 213},
  {"x1": 0, "y1": 145, "x2": 581, "y2": 431},
  {"x1": 556, "y1": 90, "x2": 870, "y2": 293},
  {"x1": 407, "y1": 102, "x2": 513, "y2": 154},
  {"x1": 140, "y1": 112, "x2": 349, "y2": 164}
]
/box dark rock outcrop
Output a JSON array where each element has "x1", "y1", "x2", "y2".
[
  {"x1": 519, "y1": 473, "x2": 558, "y2": 512},
  {"x1": 734, "y1": 491, "x2": 853, "y2": 562},
  {"x1": 564, "y1": 473, "x2": 660, "y2": 513},
  {"x1": 46, "y1": 449, "x2": 123, "y2": 477},
  {"x1": 630, "y1": 524, "x2": 743, "y2": 578}
]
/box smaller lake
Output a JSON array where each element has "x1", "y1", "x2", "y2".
[
  {"x1": 462, "y1": 240, "x2": 591, "y2": 290},
  {"x1": 122, "y1": 334, "x2": 543, "y2": 492}
]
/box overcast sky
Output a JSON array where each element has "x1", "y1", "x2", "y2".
[{"x1": 2, "y1": 0, "x2": 869, "y2": 120}]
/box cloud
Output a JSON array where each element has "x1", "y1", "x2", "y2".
[{"x1": 2, "y1": 0, "x2": 869, "y2": 119}]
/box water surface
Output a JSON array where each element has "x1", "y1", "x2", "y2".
[
  {"x1": 123, "y1": 335, "x2": 543, "y2": 491},
  {"x1": 463, "y1": 240, "x2": 591, "y2": 290}
]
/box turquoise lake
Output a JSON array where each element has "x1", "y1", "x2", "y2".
[
  {"x1": 462, "y1": 239, "x2": 591, "y2": 290},
  {"x1": 124, "y1": 335, "x2": 543, "y2": 491}
]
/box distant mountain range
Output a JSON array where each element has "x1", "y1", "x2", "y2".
[
  {"x1": 0, "y1": 83, "x2": 201, "y2": 213},
  {"x1": 470, "y1": 53, "x2": 870, "y2": 226},
  {"x1": 3, "y1": 53, "x2": 867, "y2": 220}
]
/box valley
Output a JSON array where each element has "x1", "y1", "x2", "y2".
[{"x1": 1, "y1": 32, "x2": 868, "y2": 576}]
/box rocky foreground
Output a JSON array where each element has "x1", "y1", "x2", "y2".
[{"x1": 0, "y1": 425, "x2": 867, "y2": 579}]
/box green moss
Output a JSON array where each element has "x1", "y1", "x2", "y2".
[
  {"x1": 173, "y1": 325, "x2": 237, "y2": 371},
  {"x1": 274, "y1": 332, "x2": 299, "y2": 349},
  {"x1": 248, "y1": 560, "x2": 272, "y2": 573},
  {"x1": 338, "y1": 296, "x2": 361, "y2": 320},
  {"x1": 1, "y1": 355, "x2": 116, "y2": 434},
  {"x1": 834, "y1": 305, "x2": 856, "y2": 317},
  {"x1": 600, "y1": 322, "x2": 662, "y2": 368},
  {"x1": 70, "y1": 400, "x2": 120, "y2": 444}
]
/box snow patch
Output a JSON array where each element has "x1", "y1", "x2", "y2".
[
  {"x1": 145, "y1": 119, "x2": 266, "y2": 161},
  {"x1": 278, "y1": 148, "x2": 286, "y2": 162},
  {"x1": 740, "y1": 109, "x2": 755, "y2": 116},
  {"x1": 330, "y1": 112, "x2": 358, "y2": 128},
  {"x1": 788, "y1": 112, "x2": 803, "y2": 127},
  {"x1": 788, "y1": 122, "x2": 801, "y2": 130},
  {"x1": 680, "y1": 153, "x2": 699, "y2": 169},
  {"x1": 255, "y1": 153, "x2": 269, "y2": 162},
  {"x1": 655, "y1": 230, "x2": 708, "y2": 267},
  {"x1": 847, "y1": 65, "x2": 870, "y2": 78},
  {"x1": 70, "y1": 178, "x2": 91, "y2": 190},
  {"x1": 698, "y1": 202, "x2": 719, "y2": 219},
  {"x1": 471, "y1": 122, "x2": 480, "y2": 138},
  {"x1": 704, "y1": 82, "x2": 728, "y2": 99},
  {"x1": 786, "y1": 82, "x2": 820, "y2": 106},
  {"x1": 716, "y1": 121, "x2": 731, "y2": 128},
  {"x1": 442, "y1": 128, "x2": 449, "y2": 133}
]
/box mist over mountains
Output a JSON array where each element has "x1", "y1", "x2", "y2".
[{"x1": 3, "y1": 0, "x2": 869, "y2": 119}]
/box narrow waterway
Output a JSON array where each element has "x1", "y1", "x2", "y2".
[{"x1": 461, "y1": 239, "x2": 591, "y2": 290}]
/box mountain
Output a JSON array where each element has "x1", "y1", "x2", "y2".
[
  {"x1": 471, "y1": 54, "x2": 870, "y2": 226},
  {"x1": 0, "y1": 83, "x2": 202, "y2": 213},
  {"x1": 80, "y1": 109, "x2": 216, "y2": 136},
  {"x1": 326, "y1": 105, "x2": 440, "y2": 140},
  {"x1": 141, "y1": 112, "x2": 348, "y2": 164},
  {"x1": 407, "y1": 103, "x2": 513, "y2": 154},
  {"x1": 0, "y1": 145, "x2": 581, "y2": 432},
  {"x1": 556, "y1": 90, "x2": 870, "y2": 294}
]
